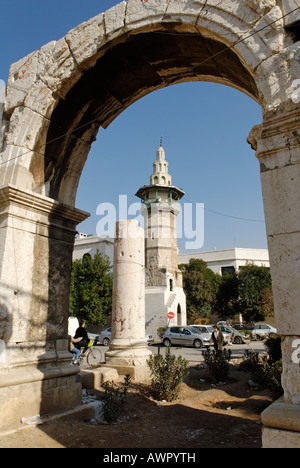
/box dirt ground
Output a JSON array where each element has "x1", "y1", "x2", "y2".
[{"x1": 0, "y1": 364, "x2": 272, "y2": 449}]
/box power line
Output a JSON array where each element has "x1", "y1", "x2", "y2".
[{"x1": 204, "y1": 208, "x2": 265, "y2": 223}]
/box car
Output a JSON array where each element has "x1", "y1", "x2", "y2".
[
  {"x1": 98, "y1": 327, "x2": 112, "y2": 346},
  {"x1": 232, "y1": 323, "x2": 254, "y2": 332},
  {"x1": 191, "y1": 325, "x2": 214, "y2": 347},
  {"x1": 252, "y1": 324, "x2": 277, "y2": 340},
  {"x1": 162, "y1": 326, "x2": 210, "y2": 349},
  {"x1": 96, "y1": 328, "x2": 154, "y2": 346},
  {"x1": 218, "y1": 324, "x2": 248, "y2": 344}
]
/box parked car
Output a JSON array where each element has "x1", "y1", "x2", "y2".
[
  {"x1": 218, "y1": 324, "x2": 248, "y2": 344},
  {"x1": 96, "y1": 327, "x2": 154, "y2": 346},
  {"x1": 98, "y1": 327, "x2": 112, "y2": 346},
  {"x1": 252, "y1": 324, "x2": 277, "y2": 340},
  {"x1": 191, "y1": 325, "x2": 214, "y2": 347},
  {"x1": 232, "y1": 323, "x2": 254, "y2": 332},
  {"x1": 162, "y1": 326, "x2": 210, "y2": 348}
]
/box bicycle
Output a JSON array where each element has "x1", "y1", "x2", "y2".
[{"x1": 77, "y1": 342, "x2": 103, "y2": 368}]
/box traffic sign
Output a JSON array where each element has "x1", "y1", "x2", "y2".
[{"x1": 167, "y1": 312, "x2": 175, "y2": 320}]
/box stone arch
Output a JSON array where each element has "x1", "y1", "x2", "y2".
[
  {"x1": 1, "y1": 0, "x2": 296, "y2": 204},
  {"x1": 0, "y1": 0, "x2": 300, "y2": 445}
]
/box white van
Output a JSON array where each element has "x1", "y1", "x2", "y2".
[{"x1": 68, "y1": 317, "x2": 79, "y2": 337}]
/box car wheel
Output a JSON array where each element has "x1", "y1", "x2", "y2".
[
  {"x1": 193, "y1": 339, "x2": 202, "y2": 349},
  {"x1": 234, "y1": 336, "x2": 243, "y2": 344},
  {"x1": 103, "y1": 338, "x2": 110, "y2": 346},
  {"x1": 163, "y1": 338, "x2": 171, "y2": 347}
]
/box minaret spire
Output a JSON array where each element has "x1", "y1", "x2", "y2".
[{"x1": 150, "y1": 138, "x2": 172, "y2": 185}]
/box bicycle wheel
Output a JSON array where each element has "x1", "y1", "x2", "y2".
[{"x1": 86, "y1": 347, "x2": 103, "y2": 367}]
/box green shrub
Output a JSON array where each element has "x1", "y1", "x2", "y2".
[
  {"x1": 264, "y1": 334, "x2": 282, "y2": 363},
  {"x1": 251, "y1": 358, "x2": 283, "y2": 400},
  {"x1": 239, "y1": 350, "x2": 260, "y2": 373},
  {"x1": 239, "y1": 337, "x2": 283, "y2": 400},
  {"x1": 101, "y1": 374, "x2": 131, "y2": 423},
  {"x1": 202, "y1": 348, "x2": 232, "y2": 383},
  {"x1": 157, "y1": 327, "x2": 168, "y2": 340},
  {"x1": 147, "y1": 347, "x2": 189, "y2": 402}
]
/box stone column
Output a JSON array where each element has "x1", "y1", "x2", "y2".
[
  {"x1": 0, "y1": 185, "x2": 89, "y2": 431},
  {"x1": 249, "y1": 105, "x2": 300, "y2": 447},
  {"x1": 105, "y1": 219, "x2": 151, "y2": 381}
]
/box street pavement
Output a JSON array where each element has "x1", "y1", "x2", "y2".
[
  {"x1": 97, "y1": 340, "x2": 267, "y2": 366},
  {"x1": 147, "y1": 340, "x2": 267, "y2": 365}
]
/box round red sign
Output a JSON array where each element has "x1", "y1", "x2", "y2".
[{"x1": 167, "y1": 312, "x2": 175, "y2": 320}]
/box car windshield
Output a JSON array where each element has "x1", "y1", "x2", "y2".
[{"x1": 189, "y1": 327, "x2": 201, "y2": 334}]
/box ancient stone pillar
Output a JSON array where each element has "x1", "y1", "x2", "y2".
[
  {"x1": 105, "y1": 219, "x2": 151, "y2": 381},
  {"x1": 249, "y1": 105, "x2": 300, "y2": 447},
  {"x1": 0, "y1": 185, "x2": 89, "y2": 431}
]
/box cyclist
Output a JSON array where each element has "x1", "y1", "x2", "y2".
[{"x1": 74, "y1": 321, "x2": 90, "y2": 353}]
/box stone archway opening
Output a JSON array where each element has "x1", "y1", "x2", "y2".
[
  {"x1": 1, "y1": 0, "x2": 300, "y2": 447},
  {"x1": 43, "y1": 29, "x2": 259, "y2": 206}
]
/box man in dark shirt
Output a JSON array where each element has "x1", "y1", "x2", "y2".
[{"x1": 74, "y1": 321, "x2": 90, "y2": 353}]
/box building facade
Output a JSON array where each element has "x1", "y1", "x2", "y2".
[{"x1": 178, "y1": 248, "x2": 270, "y2": 275}]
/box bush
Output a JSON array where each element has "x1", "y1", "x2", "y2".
[
  {"x1": 101, "y1": 374, "x2": 131, "y2": 423},
  {"x1": 202, "y1": 348, "x2": 232, "y2": 383},
  {"x1": 264, "y1": 334, "x2": 282, "y2": 363},
  {"x1": 157, "y1": 327, "x2": 168, "y2": 340},
  {"x1": 239, "y1": 350, "x2": 260, "y2": 373},
  {"x1": 252, "y1": 358, "x2": 283, "y2": 400},
  {"x1": 239, "y1": 336, "x2": 283, "y2": 400},
  {"x1": 147, "y1": 347, "x2": 189, "y2": 402}
]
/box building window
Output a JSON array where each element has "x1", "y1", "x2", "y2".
[{"x1": 221, "y1": 266, "x2": 236, "y2": 276}]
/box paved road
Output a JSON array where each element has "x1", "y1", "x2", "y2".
[
  {"x1": 147, "y1": 340, "x2": 267, "y2": 365},
  {"x1": 97, "y1": 340, "x2": 267, "y2": 366}
]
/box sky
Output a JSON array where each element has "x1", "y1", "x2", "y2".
[{"x1": 0, "y1": 0, "x2": 267, "y2": 253}]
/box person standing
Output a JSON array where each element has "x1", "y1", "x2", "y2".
[{"x1": 211, "y1": 325, "x2": 224, "y2": 357}]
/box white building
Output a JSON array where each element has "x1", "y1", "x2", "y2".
[
  {"x1": 178, "y1": 248, "x2": 269, "y2": 275},
  {"x1": 73, "y1": 233, "x2": 114, "y2": 265}
]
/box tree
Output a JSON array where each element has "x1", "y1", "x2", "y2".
[
  {"x1": 215, "y1": 272, "x2": 240, "y2": 320},
  {"x1": 237, "y1": 263, "x2": 274, "y2": 323},
  {"x1": 179, "y1": 259, "x2": 221, "y2": 323},
  {"x1": 69, "y1": 251, "x2": 113, "y2": 325}
]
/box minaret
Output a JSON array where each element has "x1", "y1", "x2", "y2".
[{"x1": 136, "y1": 139, "x2": 185, "y2": 289}]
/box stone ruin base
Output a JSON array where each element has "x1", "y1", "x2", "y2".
[
  {"x1": 105, "y1": 345, "x2": 152, "y2": 383},
  {"x1": 262, "y1": 398, "x2": 300, "y2": 448},
  {"x1": 0, "y1": 369, "x2": 82, "y2": 433}
]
